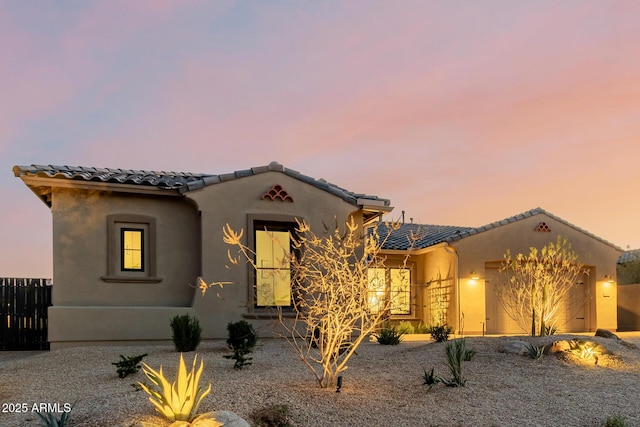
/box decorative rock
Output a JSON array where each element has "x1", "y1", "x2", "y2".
[
  {"x1": 548, "y1": 340, "x2": 571, "y2": 353},
  {"x1": 500, "y1": 340, "x2": 530, "y2": 356},
  {"x1": 595, "y1": 329, "x2": 619, "y2": 340},
  {"x1": 213, "y1": 411, "x2": 250, "y2": 427}
]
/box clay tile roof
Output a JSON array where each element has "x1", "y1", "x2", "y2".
[
  {"x1": 13, "y1": 161, "x2": 389, "y2": 207},
  {"x1": 13, "y1": 164, "x2": 207, "y2": 189},
  {"x1": 376, "y1": 222, "x2": 473, "y2": 250},
  {"x1": 376, "y1": 207, "x2": 622, "y2": 251},
  {"x1": 619, "y1": 249, "x2": 640, "y2": 264}
]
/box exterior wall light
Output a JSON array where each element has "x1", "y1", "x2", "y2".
[{"x1": 470, "y1": 271, "x2": 480, "y2": 280}]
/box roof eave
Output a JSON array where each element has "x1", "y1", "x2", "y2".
[{"x1": 18, "y1": 176, "x2": 181, "y2": 208}]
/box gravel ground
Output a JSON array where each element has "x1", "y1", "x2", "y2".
[{"x1": 1, "y1": 333, "x2": 640, "y2": 427}]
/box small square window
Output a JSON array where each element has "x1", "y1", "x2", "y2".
[{"x1": 102, "y1": 214, "x2": 160, "y2": 283}]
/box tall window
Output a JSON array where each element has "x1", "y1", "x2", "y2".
[
  {"x1": 367, "y1": 267, "x2": 412, "y2": 315},
  {"x1": 252, "y1": 220, "x2": 298, "y2": 308},
  {"x1": 121, "y1": 228, "x2": 144, "y2": 271},
  {"x1": 390, "y1": 268, "x2": 411, "y2": 315},
  {"x1": 367, "y1": 268, "x2": 386, "y2": 314}
]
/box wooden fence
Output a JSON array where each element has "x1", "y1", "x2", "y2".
[{"x1": 0, "y1": 278, "x2": 52, "y2": 350}]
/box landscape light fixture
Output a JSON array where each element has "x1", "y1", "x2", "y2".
[{"x1": 336, "y1": 375, "x2": 343, "y2": 393}]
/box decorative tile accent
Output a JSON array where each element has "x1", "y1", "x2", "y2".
[
  {"x1": 535, "y1": 222, "x2": 551, "y2": 232},
  {"x1": 261, "y1": 184, "x2": 293, "y2": 202}
]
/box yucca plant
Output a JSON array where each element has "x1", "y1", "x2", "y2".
[
  {"x1": 443, "y1": 338, "x2": 469, "y2": 386},
  {"x1": 138, "y1": 354, "x2": 214, "y2": 424}
]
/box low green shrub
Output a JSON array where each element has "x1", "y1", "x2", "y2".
[
  {"x1": 395, "y1": 321, "x2": 415, "y2": 335},
  {"x1": 427, "y1": 324, "x2": 453, "y2": 342},
  {"x1": 414, "y1": 322, "x2": 430, "y2": 334},
  {"x1": 374, "y1": 327, "x2": 404, "y2": 345},
  {"x1": 112, "y1": 353, "x2": 148, "y2": 378},
  {"x1": 170, "y1": 314, "x2": 202, "y2": 352},
  {"x1": 225, "y1": 320, "x2": 258, "y2": 370},
  {"x1": 250, "y1": 404, "x2": 292, "y2": 427},
  {"x1": 605, "y1": 415, "x2": 627, "y2": 427}
]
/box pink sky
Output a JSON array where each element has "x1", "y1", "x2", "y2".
[{"x1": 1, "y1": 1, "x2": 639, "y2": 277}]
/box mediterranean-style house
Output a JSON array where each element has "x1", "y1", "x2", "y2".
[
  {"x1": 14, "y1": 162, "x2": 391, "y2": 349},
  {"x1": 14, "y1": 162, "x2": 623, "y2": 348},
  {"x1": 376, "y1": 208, "x2": 622, "y2": 335}
]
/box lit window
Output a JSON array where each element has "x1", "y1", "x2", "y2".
[
  {"x1": 367, "y1": 267, "x2": 412, "y2": 315},
  {"x1": 255, "y1": 229, "x2": 291, "y2": 306},
  {"x1": 103, "y1": 214, "x2": 159, "y2": 283},
  {"x1": 122, "y1": 228, "x2": 144, "y2": 271},
  {"x1": 367, "y1": 268, "x2": 386, "y2": 314},
  {"x1": 390, "y1": 268, "x2": 411, "y2": 315}
]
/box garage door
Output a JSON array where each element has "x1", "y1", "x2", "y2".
[{"x1": 485, "y1": 268, "x2": 588, "y2": 335}]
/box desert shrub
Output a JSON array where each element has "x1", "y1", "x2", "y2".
[
  {"x1": 422, "y1": 338, "x2": 474, "y2": 389},
  {"x1": 373, "y1": 326, "x2": 404, "y2": 345},
  {"x1": 170, "y1": 314, "x2": 202, "y2": 352},
  {"x1": 427, "y1": 324, "x2": 453, "y2": 342},
  {"x1": 414, "y1": 322, "x2": 430, "y2": 334},
  {"x1": 224, "y1": 320, "x2": 258, "y2": 369},
  {"x1": 605, "y1": 415, "x2": 628, "y2": 427},
  {"x1": 443, "y1": 338, "x2": 470, "y2": 386},
  {"x1": 112, "y1": 353, "x2": 147, "y2": 378},
  {"x1": 249, "y1": 404, "x2": 292, "y2": 427},
  {"x1": 525, "y1": 343, "x2": 545, "y2": 360},
  {"x1": 462, "y1": 347, "x2": 477, "y2": 362},
  {"x1": 395, "y1": 321, "x2": 415, "y2": 335},
  {"x1": 422, "y1": 367, "x2": 438, "y2": 390}
]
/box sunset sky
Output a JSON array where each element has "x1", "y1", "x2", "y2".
[{"x1": 2, "y1": 1, "x2": 639, "y2": 278}]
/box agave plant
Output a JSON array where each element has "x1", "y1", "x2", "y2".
[
  {"x1": 36, "y1": 410, "x2": 72, "y2": 427},
  {"x1": 138, "y1": 354, "x2": 213, "y2": 424}
]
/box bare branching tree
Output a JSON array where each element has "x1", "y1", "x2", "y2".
[
  {"x1": 496, "y1": 235, "x2": 586, "y2": 336},
  {"x1": 220, "y1": 217, "x2": 416, "y2": 388}
]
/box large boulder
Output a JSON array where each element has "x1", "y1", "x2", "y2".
[
  {"x1": 595, "y1": 328, "x2": 619, "y2": 339},
  {"x1": 595, "y1": 328, "x2": 638, "y2": 349},
  {"x1": 213, "y1": 411, "x2": 250, "y2": 427},
  {"x1": 500, "y1": 339, "x2": 531, "y2": 356}
]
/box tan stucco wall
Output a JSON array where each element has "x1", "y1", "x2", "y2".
[
  {"x1": 420, "y1": 247, "x2": 457, "y2": 328},
  {"x1": 617, "y1": 283, "x2": 640, "y2": 331},
  {"x1": 47, "y1": 172, "x2": 368, "y2": 346},
  {"x1": 187, "y1": 171, "x2": 365, "y2": 339},
  {"x1": 48, "y1": 306, "x2": 196, "y2": 349},
  {"x1": 452, "y1": 213, "x2": 621, "y2": 334},
  {"x1": 51, "y1": 188, "x2": 200, "y2": 307}
]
